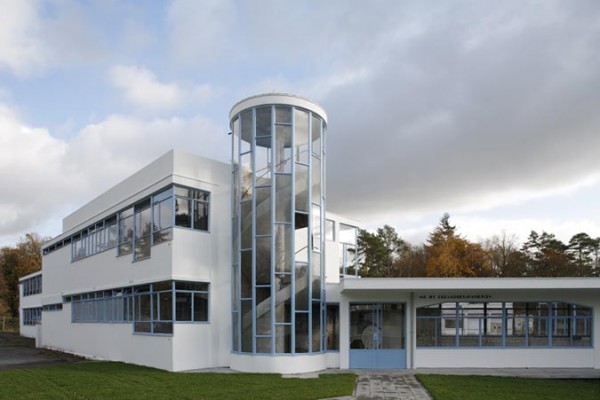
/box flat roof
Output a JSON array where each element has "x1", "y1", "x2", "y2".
[{"x1": 341, "y1": 277, "x2": 600, "y2": 292}]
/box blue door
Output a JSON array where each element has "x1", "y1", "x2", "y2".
[{"x1": 349, "y1": 303, "x2": 406, "y2": 368}]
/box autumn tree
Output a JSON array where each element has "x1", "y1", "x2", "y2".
[
  {"x1": 357, "y1": 225, "x2": 409, "y2": 277},
  {"x1": 0, "y1": 233, "x2": 44, "y2": 318},
  {"x1": 425, "y1": 214, "x2": 492, "y2": 277},
  {"x1": 394, "y1": 244, "x2": 427, "y2": 277}
]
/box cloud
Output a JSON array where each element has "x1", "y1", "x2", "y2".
[
  {"x1": 0, "y1": 104, "x2": 69, "y2": 239},
  {"x1": 0, "y1": 0, "x2": 46, "y2": 75},
  {"x1": 109, "y1": 65, "x2": 214, "y2": 112},
  {"x1": 321, "y1": 1, "x2": 600, "y2": 222},
  {"x1": 167, "y1": 0, "x2": 235, "y2": 68},
  {"x1": 0, "y1": 101, "x2": 228, "y2": 246},
  {"x1": 109, "y1": 65, "x2": 184, "y2": 111}
]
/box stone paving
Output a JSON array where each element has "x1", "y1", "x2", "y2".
[{"x1": 353, "y1": 374, "x2": 432, "y2": 400}]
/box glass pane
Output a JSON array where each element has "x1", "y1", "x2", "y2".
[
  {"x1": 274, "y1": 224, "x2": 291, "y2": 272},
  {"x1": 193, "y1": 201, "x2": 209, "y2": 231},
  {"x1": 241, "y1": 201, "x2": 252, "y2": 249},
  {"x1": 255, "y1": 141, "x2": 272, "y2": 185},
  {"x1": 175, "y1": 198, "x2": 192, "y2": 228},
  {"x1": 327, "y1": 305, "x2": 340, "y2": 350},
  {"x1": 276, "y1": 324, "x2": 291, "y2": 353},
  {"x1": 241, "y1": 299, "x2": 253, "y2": 352},
  {"x1": 275, "y1": 175, "x2": 291, "y2": 222},
  {"x1": 311, "y1": 156, "x2": 321, "y2": 203},
  {"x1": 275, "y1": 274, "x2": 291, "y2": 323},
  {"x1": 159, "y1": 292, "x2": 172, "y2": 321},
  {"x1": 256, "y1": 107, "x2": 272, "y2": 137},
  {"x1": 240, "y1": 152, "x2": 253, "y2": 201},
  {"x1": 256, "y1": 337, "x2": 271, "y2": 354},
  {"x1": 255, "y1": 286, "x2": 271, "y2": 335},
  {"x1": 311, "y1": 115, "x2": 321, "y2": 156},
  {"x1": 312, "y1": 301, "x2": 322, "y2": 352},
  {"x1": 240, "y1": 110, "x2": 252, "y2": 152},
  {"x1": 275, "y1": 106, "x2": 292, "y2": 124},
  {"x1": 295, "y1": 213, "x2": 309, "y2": 263},
  {"x1": 312, "y1": 252, "x2": 321, "y2": 300},
  {"x1": 295, "y1": 163, "x2": 309, "y2": 212},
  {"x1": 275, "y1": 125, "x2": 292, "y2": 173},
  {"x1": 294, "y1": 109, "x2": 309, "y2": 164},
  {"x1": 312, "y1": 204, "x2": 321, "y2": 252},
  {"x1": 255, "y1": 236, "x2": 271, "y2": 285},
  {"x1": 295, "y1": 313, "x2": 309, "y2": 353},
  {"x1": 382, "y1": 304, "x2": 404, "y2": 349},
  {"x1": 241, "y1": 250, "x2": 252, "y2": 299},
  {"x1": 255, "y1": 187, "x2": 271, "y2": 235},
  {"x1": 193, "y1": 293, "x2": 208, "y2": 321},
  {"x1": 153, "y1": 198, "x2": 173, "y2": 231},
  {"x1": 232, "y1": 117, "x2": 239, "y2": 164},
  {"x1": 175, "y1": 292, "x2": 192, "y2": 321},
  {"x1": 295, "y1": 263, "x2": 309, "y2": 311},
  {"x1": 232, "y1": 311, "x2": 239, "y2": 352}
]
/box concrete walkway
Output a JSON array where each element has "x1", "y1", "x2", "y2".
[{"x1": 319, "y1": 368, "x2": 600, "y2": 400}]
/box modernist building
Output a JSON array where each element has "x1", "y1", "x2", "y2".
[{"x1": 20, "y1": 94, "x2": 600, "y2": 373}]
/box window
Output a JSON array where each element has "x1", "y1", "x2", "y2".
[
  {"x1": 70, "y1": 280, "x2": 209, "y2": 336},
  {"x1": 23, "y1": 307, "x2": 42, "y2": 325},
  {"x1": 416, "y1": 301, "x2": 592, "y2": 348},
  {"x1": 43, "y1": 303, "x2": 63, "y2": 311},
  {"x1": 63, "y1": 185, "x2": 207, "y2": 262},
  {"x1": 22, "y1": 275, "x2": 42, "y2": 296},
  {"x1": 326, "y1": 304, "x2": 339, "y2": 350},
  {"x1": 175, "y1": 187, "x2": 210, "y2": 231}
]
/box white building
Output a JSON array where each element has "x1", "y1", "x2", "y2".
[{"x1": 20, "y1": 94, "x2": 600, "y2": 373}]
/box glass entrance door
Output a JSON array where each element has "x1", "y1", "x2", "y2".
[{"x1": 349, "y1": 303, "x2": 406, "y2": 368}]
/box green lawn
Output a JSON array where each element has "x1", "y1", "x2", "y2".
[
  {"x1": 417, "y1": 374, "x2": 600, "y2": 400},
  {"x1": 0, "y1": 362, "x2": 356, "y2": 400}
]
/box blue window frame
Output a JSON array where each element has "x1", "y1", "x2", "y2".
[{"x1": 416, "y1": 301, "x2": 592, "y2": 348}]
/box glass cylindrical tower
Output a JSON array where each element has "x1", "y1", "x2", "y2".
[{"x1": 229, "y1": 94, "x2": 327, "y2": 369}]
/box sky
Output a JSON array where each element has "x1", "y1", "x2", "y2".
[{"x1": 1, "y1": 0, "x2": 600, "y2": 248}]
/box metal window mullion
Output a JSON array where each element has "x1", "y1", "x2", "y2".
[
  {"x1": 290, "y1": 106, "x2": 296, "y2": 354},
  {"x1": 251, "y1": 107, "x2": 257, "y2": 353},
  {"x1": 307, "y1": 112, "x2": 313, "y2": 352},
  {"x1": 270, "y1": 105, "x2": 276, "y2": 354}
]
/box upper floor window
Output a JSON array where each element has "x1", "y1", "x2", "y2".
[
  {"x1": 22, "y1": 275, "x2": 42, "y2": 296},
  {"x1": 174, "y1": 187, "x2": 210, "y2": 231},
  {"x1": 58, "y1": 184, "x2": 210, "y2": 263}
]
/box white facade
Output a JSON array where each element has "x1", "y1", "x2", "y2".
[{"x1": 19, "y1": 94, "x2": 600, "y2": 372}]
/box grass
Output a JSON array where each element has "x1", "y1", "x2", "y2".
[
  {"x1": 417, "y1": 374, "x2": 600, "y2": 400},
  {"x1": 0, "y1": 361, "x2": 356, "y2": 400}
]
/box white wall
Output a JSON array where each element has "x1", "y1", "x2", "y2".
[
  {"x1": 41, "y1": 304, "x2": 174, "y2": 370},
  {"x1": 230, "y1": 353, "x2": 327, "y2": 374}
]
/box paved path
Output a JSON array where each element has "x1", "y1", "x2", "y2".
[
  {"x1": 319, "y1": 368, "x2": 600, "y2": 400},
  {"x1": 353, "y1": 374, "x2": 432, "y2": 400}
]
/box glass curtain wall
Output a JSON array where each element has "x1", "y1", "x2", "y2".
[{"x1": 231, "y1": 102, "x2": 326, "y2": 354}]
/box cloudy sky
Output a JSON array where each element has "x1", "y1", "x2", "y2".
[{"x1": 1, "y1": 0, "x2": 600, "y2": 247}]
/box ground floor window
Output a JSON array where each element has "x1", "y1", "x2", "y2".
[
  {"x1": 326, "y1": 304, "x2": 340, "y2": 350},
  {"x1": 68, "y1": 280, "x2": 209, "y2": 335},
  {"x1": 23, "y1": 307, "x2": 42, "y2": 325},
  {"x1": 416, "y1": 301, "x2": 592, "y2": 348}
]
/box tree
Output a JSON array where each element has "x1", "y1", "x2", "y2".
[
  {"x1": 483, "y1": 232, "x2": 526, "y2": 277},
  {"x1": 567, "y1": 233, "x2": 599, "y2": 277},
  {"x1": 425, "y1": 214, "x2": 492, "y2": 277},
  {"x1": 521, "y1": 231, "x2": 572, "y2": 277},
  {"x1": 0, "y1": 233, "x2": 44, "y2": 318},
  {"x1": 357, "y1": 225, "x2": 408, "y2": 277},
  {"x1": 394, "y1": 244, "x2": 427, "y2": 277}
]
